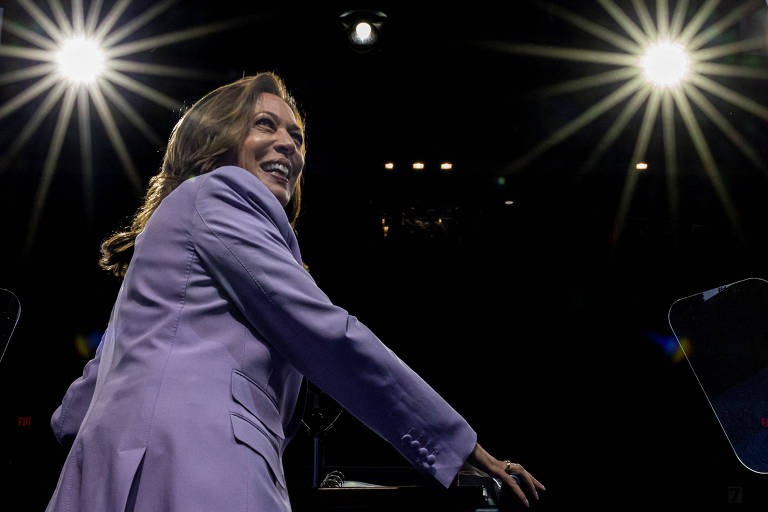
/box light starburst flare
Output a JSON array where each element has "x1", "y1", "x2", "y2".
[
  {"x1": 641, "y1": 41, "x2": 691, "y2": 86},
  {"x1": 476, "y1": 0, "x2": 768, "y2": 243},
  {"x1": 0, "y1": 0, "x2": 244, "y2": 251},
  {"x1": 55, "y1": 35, "x2": 106, "y2": 83}
]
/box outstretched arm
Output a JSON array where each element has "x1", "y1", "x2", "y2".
[{"x1": 192, "y1": 167, "x2": 477, "y2": 487}]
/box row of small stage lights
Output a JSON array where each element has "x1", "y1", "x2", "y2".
[
  {"x1": 382, "y1": 162, "x2": 515, "y2": 207},
  {"x1": 384, "y1": 162, "x2": 453, "y2": 171},
  {"x1": 383, "y1": 161, "x2": 650, "y2": 172}
]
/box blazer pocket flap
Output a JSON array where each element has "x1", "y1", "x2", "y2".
[
  {"x1": 230, "y1": 413, "x2": 286, "y2": 489},
  {"x1": 231, "y1": 369, "x2": 284, "y2": 439}
]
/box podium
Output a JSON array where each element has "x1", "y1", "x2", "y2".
[{"x1": 311, "y1": 485, "x2": 492, "y2": 511}]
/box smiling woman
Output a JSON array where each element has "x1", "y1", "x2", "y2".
[
  {"x1": 99, "y1": 72, "x2": 307, "y2": 278},
  {"x1": 46, "y1": 71, "x2": 545, "y2": 512},
  {"x1": 236, "y1": 93, "x2": 306, "y2": 208}
]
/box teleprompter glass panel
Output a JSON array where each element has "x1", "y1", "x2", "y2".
[
  {"x1": 668, "y1": 278, "x2": 768, "y2": 473},
  {"x1": 0, "y1": 288, "x2": 21, "y2": 367}
]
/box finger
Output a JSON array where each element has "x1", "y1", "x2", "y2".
[
  {"x1": 531, "y1": 475, "x2": 546, "y2": 491},
  {"x1": 503, "y1": 462, "x2": 539, "y2": 500},
  {"x1": 521, "y1": 470, "x2": 539, "y2": 500},
  {"x1": 504, "y1": 473, "x2": 530, "y2": 508}
]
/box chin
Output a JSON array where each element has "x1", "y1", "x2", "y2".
[{"x1": 271, "y1": 189, "x2": 290, "y2": 207}]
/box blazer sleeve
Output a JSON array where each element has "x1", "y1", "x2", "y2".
[
  {"x1": 192, "y1": 170, "x2": 477, "y2": 487},
  {"x1": 50, "y1": 335, "x2": 104, "y2": 450}
]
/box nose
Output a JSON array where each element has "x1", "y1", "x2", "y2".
[{"x1": 274, "y1": 128, "x2": 297, "y2": 156}]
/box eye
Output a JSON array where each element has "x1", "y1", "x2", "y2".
[
  {"x1": 291, "y1": 132, "x2": 304, "y2": 146},
  {"x1": 255, "y1": 117, "x2": 276, "y2": 129}
]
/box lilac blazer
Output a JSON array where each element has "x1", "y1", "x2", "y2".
[{"x1": 46, "y1": 166, "x2": 477, "y2": 512}]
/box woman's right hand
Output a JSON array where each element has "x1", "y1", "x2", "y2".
[{"x1": 464, "y1": 442, "x2": 545, "y2": 508}]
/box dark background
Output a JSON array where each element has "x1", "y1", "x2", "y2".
[{"x1": 1, "y1": 0, "x2": 768, "y2": 509}]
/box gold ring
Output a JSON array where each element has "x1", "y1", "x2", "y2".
[{"x1": 503, "y1": 460, "x2": 513, "y2": 474}]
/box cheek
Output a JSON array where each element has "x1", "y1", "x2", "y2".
[
  {"x1": 237, "y1": 144, "x2": 252, "y2": 166},
  {"x1": 295, "y1": 156, "x2": 305, "y2": 175},
  {"x1": 241, "y1": 134, "x2": 264, "y2": 158}
]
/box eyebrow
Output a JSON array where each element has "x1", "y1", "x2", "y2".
[{"x1": 257, "y1": 111, "x2": 303, "y2": 136}]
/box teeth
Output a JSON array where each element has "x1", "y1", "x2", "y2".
[{"x1": 262, "y1": 162, "x2": 289, "y2": 178}]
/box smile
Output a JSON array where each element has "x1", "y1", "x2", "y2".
[{"x1": 267, "y1": 172, "x2": 289, "y2": 185}]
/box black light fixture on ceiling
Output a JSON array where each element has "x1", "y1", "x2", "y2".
[{"x1": 339, "y1": 10, "x2": 387, "y2": 52}]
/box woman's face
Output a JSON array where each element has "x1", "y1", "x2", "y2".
[{"x1": 237, "y1": 93, "x2": 305, "y2": 207}]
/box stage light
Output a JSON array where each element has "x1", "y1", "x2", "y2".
[
  {"x1": 640, "y1": 41, "x2": 690, "y2": 87},
  {"x1": 0, "y1": 1, "x2": 237, "y2": 251},
  {"x1": 505, "y1": 200, "x2": 514, "y2": 205},
  {"x1": 488, "y1": 1, "x2": 768, "y2": 243},
  {"x1": 355, "y1": 22, "x2": 373, "y2": 43},
  {"x1": 636, "y1": 162, "x2": 648, "y2": 170},
  {"x1": 384, "y1": 162, "x2": 394, "y2": 170},
  {"x1": 412, "y1": 162, "x2": 424, "y2": 170},
  {"x1": 56, "y1": 36, "x2": 106, "y2": 84},
  {"x1": 339, "y1": 10, "x2": 387, "y2": 51},
  {"x1": 440, "y1": 162, "x2": 453, "y2": 170}
]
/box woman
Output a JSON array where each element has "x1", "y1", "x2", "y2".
[{"x1": 46, "y1": 72, "x2": 544, "y2": 511}]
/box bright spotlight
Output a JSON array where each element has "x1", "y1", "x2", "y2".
[
  {"x1": 56, "y1": 36, "x2": 106, "y2": 84},
  {"x1": 355, "y1": 23, "x2": 373, "y2": 43},
  {"x1": 340, "y1": 10, "x2": 387, "y2": 52},
  {"x1": 640, "y1": 41, "x2": 690, "y2": 87}
]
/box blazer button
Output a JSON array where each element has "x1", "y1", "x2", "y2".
[
  {"x1": 418, "y1": 447, "x2": 428, "y2": 457},
  {"x1": 410, "y1": 440, "x2": 420, "y2": 449},
  {"x1": 426, "y1": 454, "x2": 436, "y2": 465},
  {"x1": 422, "y1": 462, "x2": 436, "y2": 475},
  {"x1": 401, "y1": 434, "x2": 412, "y2": 445}
]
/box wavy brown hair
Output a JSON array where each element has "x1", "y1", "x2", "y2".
[{"x1": 100, "y1": 72, "x2": 307, "y2": 278}]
